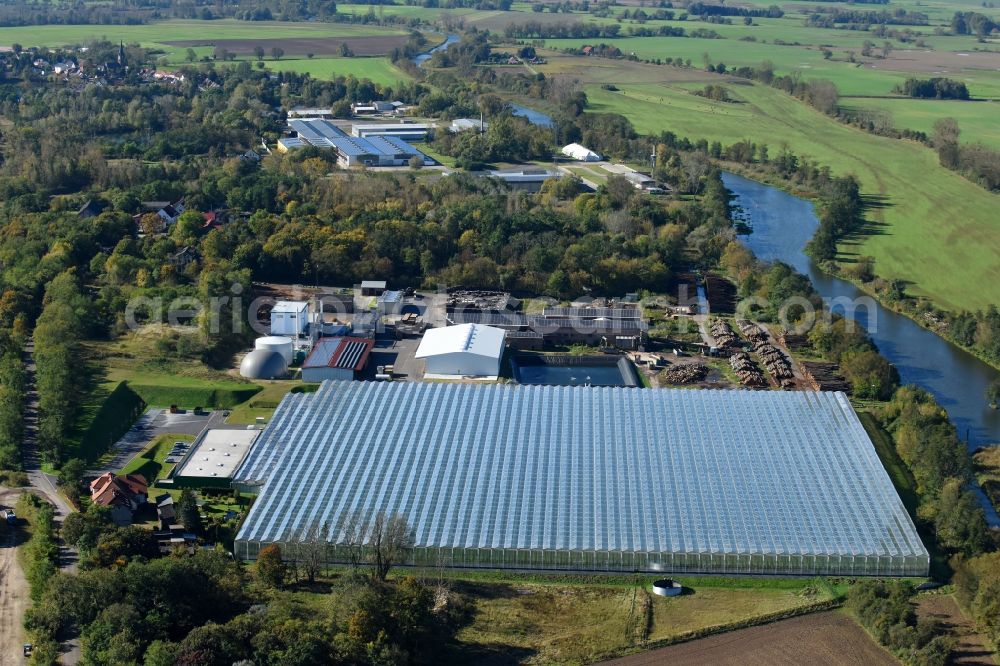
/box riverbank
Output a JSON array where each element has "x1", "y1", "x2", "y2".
[
  {"x1": 722, "y1": 171, "x2": 1000, "y2": 449},
  {"x1": 722, "y1": 161, "x2": 1000, "y2": 377}
]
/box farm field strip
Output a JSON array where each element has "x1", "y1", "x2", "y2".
[{"x1": 581, "y1": 78, "x2": 1000, "y2": 312}]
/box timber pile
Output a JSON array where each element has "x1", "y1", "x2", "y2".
[
  {"x1": 710, "y1": 319, "x2": 740, "y2": 348},
  {"x1": 802, "y1": 361, "x2": 852, "y2": 393},
  {"x1": 737, "y1": 319, "x2": 794, "y2": 381},
  {"x1": 736, "y1": 319, "x2": 768, "y2": 343},
  {"x1": 730, "y1": 352, "x2": 766, "y2": 387},
  {"x1": 660, "y1": 363, "x2": 709, "y2": 385}
]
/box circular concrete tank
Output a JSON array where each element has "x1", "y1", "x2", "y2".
[
  {"x1": 651, "y1": 579, "x2": 683, "y2": 597},
  {"x1": 255, "y1": 336, "x2": 294, "y2": 365},
  {"x1": 240, "y1": 349, "x2": 288, "y2": 380}
]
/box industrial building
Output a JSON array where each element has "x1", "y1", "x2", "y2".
[
  {"x1": 172, "y1": 429, "x2": 261, "y2": 489},
  {"x1": 286, "y1": 118, "x2": 348, "y2": 147},
  {"x1": 486, "y1": 168, "x2": 562, "y2": 192},
  {"x1": 233, "y1": 383, "x2": 929, "y2": 576},
  {"x1": 270, "y1": 301, "x2": 309, "y2": 336},
  {"x1": 415, "y1": 323, "x2": 506, "y2": 378},
  {"x1": 352, "y1": 122, "x2": 432, "y2": 141},
  {"x1": 301, "y1": 336, "x2": 374, "y2": 382},
  {"x1": 447, "y1": 311, "x2": 648, "y2": 350},
  {"x1": 330, "y1": 135, "x2": 429, "y2": 168}
]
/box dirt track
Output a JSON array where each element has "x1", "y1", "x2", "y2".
[
  {"x1": 600, "y1": 611, "x2": 898, "y2": 666},
  {"x1": 0, "y1": 488, "x2": 29, "y2": 666}
]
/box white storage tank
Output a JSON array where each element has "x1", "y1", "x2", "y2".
[{"x1": 255, "y1": 336, "x2": 294, "y2": 366}]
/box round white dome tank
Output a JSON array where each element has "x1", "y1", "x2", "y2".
[
  {"x1": 240, "y1": 349, "x2": 288, "y2": 380},
  {"x1": 255, "y1": 336, "x2": 294, "y2": 365}
]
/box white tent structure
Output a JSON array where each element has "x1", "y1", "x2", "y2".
[
  {"x1": 415, "y1": 323, "x2": 506, "y2": 378},
  {"x1": 561, "y1": 143, "x2": 601, "y2": 162}
]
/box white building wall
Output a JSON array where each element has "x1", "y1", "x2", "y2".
[
  {"x1": 271, "y1": 311, "x2": 307, "y2": 336},
  {"x1": 424, "y1": 352, "x2": 500, "y2": 377},
  {"x1": 301, "y1": 366, "x2": 354, "y2": 383}
]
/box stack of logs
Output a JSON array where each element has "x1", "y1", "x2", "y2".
[
  {"x1": 737, "y1": 319, "x2": 795, "y2": 387},
  {"x1": 710, "y1": 319, "x2": 740, "y2": 348},
  {"x1": 729, "y1": 352, "x2": 766, "y2": 387},
  {"x1": 660, "y1": 363, "x2": 709, "y2": 385}
]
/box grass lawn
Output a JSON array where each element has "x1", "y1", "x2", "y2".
[
  {"x1": 224, "y1": 380, "x2": 305, "y2": 424},
  {"x1": 105, "y1": 367, "x2": 262, "y2": 408},
  {"x1": 0, "y1": 19, "x2": 406, "y2": 51},
  {"x1": 450, "y1": 575, "x2": 836, "y2": 664},
  {"x1": 119, "y1": 433, "x2": 195, "y2": 483},
  {"x1": 259, "y1": 56, "x2": 412, "y2": 84},
  {"x1": 580, "y1": 78, "x2": 1000, "y2": 313},
  {"x1": 842, "y1": 97, "x2": 1000, "y2": 150}
]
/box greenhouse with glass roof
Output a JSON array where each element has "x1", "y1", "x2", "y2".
[{"x1": 233, "y1": 381, "x2": 928, "y2": 577}]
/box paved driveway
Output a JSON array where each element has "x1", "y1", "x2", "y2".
[{"x1": 91, "y1": 409, "x2": 227, "y2": 475}]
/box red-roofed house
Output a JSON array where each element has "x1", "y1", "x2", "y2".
[{"x1": 90, "y1": 472, "x2": 148, "y2": 525}]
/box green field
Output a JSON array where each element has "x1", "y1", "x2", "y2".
[
  {"x1": 581, "y1": 77, "x2": 1000, "y2": 312},
  {"x1": 258, "y1": 56, "x2": 412, "y2": 84},
  {"x1": 0, "y1": 18, "x2": 411, "y2": 83},
  {"x1": 541, "y1": 36, "x2": 1000, "y2": 99},
  {"x1": 0, "y1": 19, "x2": 406, "y2": 49},
  {"x1": 842, "y1": 97, "x2": 1000, "y2": 149}
]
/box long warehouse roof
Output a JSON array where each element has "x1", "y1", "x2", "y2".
[{"x1": 234, "y1": 382, "x2": 927, "y2": 570}]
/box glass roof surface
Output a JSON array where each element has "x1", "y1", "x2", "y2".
[{"x1": 235, "y1": 381, "x2": 927, "y2": 561}]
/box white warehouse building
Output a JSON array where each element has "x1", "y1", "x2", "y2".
[
  {"x1": 270, "y1": 301, "x2": 309, "y2": 336},
  {"x1": 415, "y1": 323, "x2": 506, "y2": 379}
]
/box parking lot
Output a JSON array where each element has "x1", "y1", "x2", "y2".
[{"x1": 92, "y1": 409, "x2": 227, "y2": 476}]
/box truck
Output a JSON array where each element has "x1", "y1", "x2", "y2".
[{"x1": 1, "y1": 508, "x2": 16, "y2": 526}]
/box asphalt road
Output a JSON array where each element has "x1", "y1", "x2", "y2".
[{"x1": 90, "y1": 409, "x2": 225, "y2": 476}]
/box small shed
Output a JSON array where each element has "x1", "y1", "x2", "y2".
[
  {"x1": 360, "y1": 280, "x2": 387, "y2": 297},
  {"x1": 270, "y1": 301, "x2": 308, "y2": 336}
]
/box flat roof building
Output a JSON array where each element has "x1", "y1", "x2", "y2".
[
  {"x1": 352, "y1": 122, "x2": 432, "y2": 142},
  {"x1": 271, "y1": 301, "x2": 308, "y2": 336},
  {"x1": 330, "y1": 135, "x2": 429, "y2": 168},
  {"x1": 234, "y1": 383, "x2": 928, "y2": 576},
  {"x1": 301, "y1": 336, "x2": 374, "y2": 383},
  {"x1": 174, "y1": 429, "x2": 261, "y2": 488},
  {"x1": 415, "y1": 323, "x2": 506, "y2": 378},
  {"x1": 287, "y1": 118, "x2": 348, "y2": 147}
]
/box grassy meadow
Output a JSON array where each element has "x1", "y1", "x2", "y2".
[
  {"x1": 542, "y1": 56, "x2": 1000, "y2": 312},
  {"x1": 0, "y1": 19, "x2": 412, "y2": 84}
]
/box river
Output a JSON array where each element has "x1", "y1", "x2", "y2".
[
  {"x1": 723, "y1": 171, "x2": 1000, "y2": 449},
  {"x1": 723, "y1": 172, "x2": 1000, "y2": 524},
  {"x1": 411, "y1": 33, "x2": 460, "y2": 68}
]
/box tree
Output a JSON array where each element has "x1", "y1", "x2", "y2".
[
  {"x1": 932, "y1": 118, "x2": 961, "y2": 169},
  {"x1": 987, "y1": 378, "x2": 1000, "y2": 408},
  {"x1": 290, "y1": 521, "x2": 328, "y2": 583},
  {"x1": 178, "y1": 489, "x2": 202, "y2": 534},
  {"x1": 185, "y1": 48, "x2": 197, "y2": 63},
  {"x1": 254, "y1": 46, "x2": 265, "y2": 61},
  {"x1": 255, "y1": 544, "x2": 286, "y2": 589},
  {"x1": 339, "y1": 43, "x2": 354, "y2": 57},
  {"x1": 58, "y1": 458, "x2": 86, "y2": 505},
  {"x1": 369, "y1": 511, "x2": 413, "y2": 582},
  {"x1": 271, "y1": 47, "x2": 284, "y2": 61},
  {"x1": 408, "y1": 155, "x2": 423, "y2": 170}
]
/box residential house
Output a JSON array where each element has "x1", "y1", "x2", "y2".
[{"x1": 90, "y1": 472, "x2": 148, "y2": 526}]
